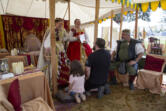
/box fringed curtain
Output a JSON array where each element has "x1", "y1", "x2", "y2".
[{"x1": 2, "y1": 15, "x2": 49, "y2": 50}]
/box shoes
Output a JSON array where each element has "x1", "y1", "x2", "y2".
[
  {"x1": 75, "y1": 93, "x2": 81, "y2": 103},
  {"x1": 80, "y1": 93, "x2": 86, "y2": 101},
  {"x1": 104, "y1": 84, "x2": 111, "y2": 94},
  {"x1": 97, "y1": 86, "x2": 104, "y2": 99},
  {"x1": 129, "y1": 82, "x2": 135, "y2": 90}
]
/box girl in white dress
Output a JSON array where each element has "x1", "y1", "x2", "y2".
[{"x1": 69, "y1": 60, "x2": 86, "y2": 103}]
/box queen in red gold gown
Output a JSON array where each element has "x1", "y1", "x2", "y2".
[{"x1": 67, "y1": 19, "x2": 92, "y2": 64}]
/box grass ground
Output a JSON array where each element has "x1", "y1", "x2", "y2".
[{"x1": 70, "y1": 85, "x2": 166, "y2": 111}]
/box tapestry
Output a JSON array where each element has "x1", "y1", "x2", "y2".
[
  {"x1": 0, "y1": 16, "x2": 5, "y2": 48},
  {"x1": 2, "y1": 15, "x2": 49, "y2": 50}
]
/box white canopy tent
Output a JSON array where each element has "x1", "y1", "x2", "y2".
[
  {"x1": 0, "y1": 0, "x2": 158, "y2": 93},
  {"x1": 0, "y1": 0, "x2": 160, "y2": 25},
  {"x1": 0, "y1": 0, "x2": 123, "y2": 25}
]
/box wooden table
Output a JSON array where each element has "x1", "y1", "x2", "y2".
[{"x1": 0, "y1": 71, "x2": 55, "y2": 111}]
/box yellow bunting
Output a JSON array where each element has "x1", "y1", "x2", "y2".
[
  {"x1": 112, "y1": 0, "x2": 115, "y2": 3},
  {"x1": 135, "y1": 4, "x2": 137, "y2": 10},
  {"x1": 123, "y1": 11, "x2": 128, "y2": 15},
  {"x1": 118, "y1": 0, "x2": 121, "y2": 4},
  {"x1": 108, "y1": 16, "x2": 111, "y2": 19},
  {"x1": 113, "y1": 14, "x2": 115, "y2": 17},
  {"x1": 131, "y1": 3, "x2": 134, "y2": 9},
  {"x1": 151, "y1": 1, "x2": 159, "y2": 11},
  {"x1": 103, "y1": 18, "x2": 107, "y2": 21},
  {"x1": 161, "y1": 0, "x2": 166, "y2": 10},
  {"x1": 127, "y1": 0, "x2": 130, "y2": 7},
  {"x1": 99, "y1": 20, "x2": 102, "y2": 24},
  {"x1": 122, "y1": 0, "x2": 125, "y2": 5},
  {"x1": 142, "y1": 3, "x2": 149, "y2": 12},
  {"x1": 130, "y1": 11, "x2": 133, "y2": 14}
]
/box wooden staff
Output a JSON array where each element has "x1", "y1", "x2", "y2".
[
  {"x1": 110, "y1": 10, "x2": 114, "y2": 49},
  {"x1": 68, "y1": 0, "x2": 70, "y2": 30},
  {"x1": 49, "y1": 0, "x2": 57, "y2": 95},
  {"x1": 119, "y1": 5, "x2": 124, "y2": 40},
  {"x1": 135, "y1": 7, "x2": 138, "y2": 39},
  {"x1": 94, "y1": 0, "x2": 100, "y2": 42}
]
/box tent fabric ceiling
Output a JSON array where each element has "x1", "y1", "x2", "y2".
[
  {"x1": 0, "y1": 0, "x2": 122, "y2": 25},
  {"x1": 0, "y1": 0, "x2": 157, "y2": 25}
]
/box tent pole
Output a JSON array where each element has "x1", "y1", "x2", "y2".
[
  {"x1": 110, "y1": 10, "x2": 113, "y2": 49},
  {"x1": 68, "y1": 0, "x2": 70, "y2": 30},
  {"x1": 135, "y1": 8, "x2": 138, "y2": 39},
  {"x1": 49, "y1": 0, "x2": 57, "y2": 95},
  {"x1": 143, "y1": 28, "x2": 146, "y2": 39},
  {"x1": 119, "y1": 5, "x2": 124, "y2": 40},
  {"x1": 94, "y1": 0, "x2": 100, "y2": 42}
]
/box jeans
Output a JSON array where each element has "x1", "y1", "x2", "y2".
[{"x1": 133, "y1": 63, "x2": 138, "y2": 74}]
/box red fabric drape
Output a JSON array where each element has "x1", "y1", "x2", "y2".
[{"x1": 2, "y1": 15, "x2": 49, "y2": 50}]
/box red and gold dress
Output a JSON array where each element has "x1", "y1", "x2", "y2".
[{"x1": 67, "y1": 28, "x2": 92, "y2": 63}]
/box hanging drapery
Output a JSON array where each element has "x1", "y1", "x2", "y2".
[
  {"x1": 0, "y1": 15, "x2": 5, "y2": 48},
  {"x1": 2, "y1": 15, "x2": 49, "y2": 50}
]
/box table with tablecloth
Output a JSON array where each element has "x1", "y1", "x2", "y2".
[
  {"x1": 0, "y1": 71, "x2": 55, "y2": 111},
  {"x1": 136, "y1": 69, "x2": 163, "y2": 94}
]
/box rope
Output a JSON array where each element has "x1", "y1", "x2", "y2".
[
  {"x1": 63, "y1": 6, "x2": 68, "y2": 19},
  {"x1": 5, "y1": 0, "x2": 9, "y2": 13},
  {"x1": 45, "y1": 0, "x2": 47, "y2": 18},
  {"x1": 0, "y1": 0, "x2": 4, "y2": 14}
]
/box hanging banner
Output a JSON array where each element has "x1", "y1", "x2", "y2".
[
  {"x1": 141, "y1": 3, "x2": 149, "y2": 12},
  {"x1": 0, "y1": 16, "x2": 5, "y2": 48},
  {"x1": 161, "y1": 0, "x2": 166, "y2": 10},
  {"x1": 127, "y1": 0, "x2": 130, "y2": 7},
  {"x1": 118, "y1": 0, "x2": 121, "y2": 4},
  {"x1": 112, "y1": 0, "x2": 115, "y2": 3},
  {"x1": 123, "y1": 11, "x2": 128, "y2": 15},
  {"x1": 151, "y1": 1, "x2": 159, "y2": 11},
  {"x1": 130, "y1": 11, "x2": 133, "y2": 14},
  {"x1": 99, "y1": 20, "x2": 102, "y2": 24}
]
